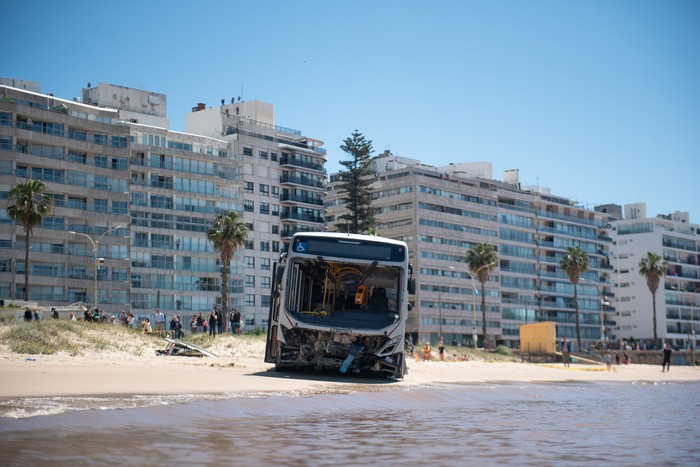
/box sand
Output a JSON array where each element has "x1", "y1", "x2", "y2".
[{"x1": 1, "y1": 338, "x2": 698, "y2": 399}]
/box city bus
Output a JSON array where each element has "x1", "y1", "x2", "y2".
[{"x1": 265, "y1": 232, "x2": 415, "y2": 378}]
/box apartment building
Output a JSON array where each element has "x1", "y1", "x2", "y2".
[
  {"x1": 0, "y1": 83, "x2": 131, "y2": 312},
  {"x1": 185, "y1": 100, "x2": 327, "y2": 327},
  {"x1": 608, "y1": 205, "x2": 700, "y2": 348},
  {"x1": 1, "y1": 80, "x2": 328, "y2": 329},
  {"x1": 327, "y1": 151, "x2": 613, "y2": 349},
  {"x1": 78, "y1": 83, "x2": 241, "y2": 324}
]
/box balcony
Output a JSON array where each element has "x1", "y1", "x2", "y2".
[
  {"x1": 279, "y1": 174, "x2": 325, "y2": 189},
  {"x1": 279, "y1": 157, "x2": 326, "y2": 173},
  {"x1": 279, "y1": 193, "x2": 324, "y2": 206},
  {"x1": 280, "y1": 212, "x2": 325, "y2": 224}
]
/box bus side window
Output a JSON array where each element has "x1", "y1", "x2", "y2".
[{"x1": 354, "y1": 285, "x2": 368, "y2": 306}]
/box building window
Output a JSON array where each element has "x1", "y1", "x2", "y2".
[
  {"x1": 68, "y1": 129, "x2": 87, "y2": 141},
  {"x1": 260, "y1": 203, "x2": 270, "y2": 214},
  {"x1": 94, "y1": 155, "x2": 108, "y2": 168},
  {"x1": 261, "y1": 277, "x2": 270, "y2": 289},
  {"x1": 244, "y1": 200, "x2": 254, "y2": 212},
  {"x1": 259, "y1": 184, "x2": 269, "y2": 196},
  {"x1": 243, "y1": 147, "x2": 252, "y2": 156},
  {"x1": 245, "y1": 240, "x2": 254, "y2": 250},
  {"x1": 271, "y1": 204, "x2": 279, "y2": 216},
  {"x1": 272, "y1": 241, "x2": 279, "y2": 253},
  {"x1": 272, "y1": 225, "x2": 279, "y2": 235},
  {"x1": 259, "y1": 150, "x2": 268, "y2": 159},
  {"x1": 94, "y1": 199, "x2": 108, "y2": 213},
  {"x1": 261, "y1": 258, "x2": 271, "y2": 270},
  {"x1": 271, "y1": 186, "x2": 279, "y2": 197},
  {"x1": 245, "y1": 256, "x2": 255, "y2": 269},
  {"x1": 68, "y1": 151, "x2": 86, "y2": 164},
  {"x1": 112, "y1": 201, "x2": 128, "y2": 215},
  {"x1": 111, "y1": 135, "x2": 128, "y2": 148},
  {"x1": 244, "y1": 181, "x2": 254, "y2": 193},
  {"x1": 270, "y1": 152, "x2": 277, "y2": 162},
  {"x1": 260, "y1": 241, "x2": 270, "y2": 252},
  {"x1": 245, "y1": 275, "x2": 255, "y2": 287},
  {"x1": 245, "y1": 294, "x2": 255, "y2": 306},
  {"x1": 68, "y1": 197, "x2": 87, "y2": 210}
]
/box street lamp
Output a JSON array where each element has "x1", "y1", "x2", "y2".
[
  {"x1": 451, "y1": 262, "x2": 495, "y2": 349},
  {"x1": 69, "y1": 225, "x2": 123, "y2": 310}
]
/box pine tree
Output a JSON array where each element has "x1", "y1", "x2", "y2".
[{"x1": 336, "y1": 130, "x2": 376, "y2": 234}]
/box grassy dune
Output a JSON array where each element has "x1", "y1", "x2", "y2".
[{"x1": 0, "y1": 312, "x2": 515, "y2": 362}]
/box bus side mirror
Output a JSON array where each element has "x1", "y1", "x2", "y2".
[
  {"x1": 408, "y1": 278, "x2": 416, "y2": 295},
  {"x1": 275, "y1": 266, "x2": 285, "y2": 284}
]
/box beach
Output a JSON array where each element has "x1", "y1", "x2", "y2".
[
  {"x1": 2, "y1": 336, "x2": 698, "y2": 399},
  {"x1": 3, "y1": 334, "x2": 700, "y2": 466}
]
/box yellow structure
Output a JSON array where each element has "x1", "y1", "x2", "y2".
[{"x1": 520, "y1": 322, "x2": 557, "y2": 353}]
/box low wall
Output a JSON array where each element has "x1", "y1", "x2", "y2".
[{"x1": 601, "y1": 350, "x2": 696, "y2": 366}]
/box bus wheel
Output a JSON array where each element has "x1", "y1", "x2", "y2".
[{"x1": 395, "y1": 354, "x2": 407, "y2": 379}]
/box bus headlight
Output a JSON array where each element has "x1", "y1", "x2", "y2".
[{"x1": 376, "y1": 335, "x2": 402, "y2": 357}]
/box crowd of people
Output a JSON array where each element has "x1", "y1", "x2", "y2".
[
  {"x1": 187, "y1": 307, "x2": 243, "y2": 337},
  {"x1": 18, "y1": 303, "x2": 246, "y2": 341}
]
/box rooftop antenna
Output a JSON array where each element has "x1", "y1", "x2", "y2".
[{"x1": 240, "y1": 84, "x2": 243, "y2": 102}]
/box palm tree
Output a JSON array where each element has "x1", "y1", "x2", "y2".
[
  {"x1": 560, "y1": 246, "x2": 589, "y2": 351},
  {"x1": 7, "y1": 179, "x2": 53, "y2": 301},
  {"x1": 465, "y1": 243, "x2": 498, "y2": 347},
  {"x1": 638, "y1": 252, "x2": 667, "y2": 343},
  {"x1": 206, "y1": 211, "x2": 248, "y2": 315}
]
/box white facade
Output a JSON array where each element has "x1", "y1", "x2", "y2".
[
  {"x1": 83, "y1": 82, "x2": 170, "y2": 129},
  {"x1": 610, "y1": 207, "x2": 700, "y2": 347}
]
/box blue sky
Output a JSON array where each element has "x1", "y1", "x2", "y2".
[{"x1": 4, "y1": 0, "x2": 699, "y2": 221}]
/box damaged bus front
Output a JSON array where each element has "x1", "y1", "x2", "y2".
[{"x1": 265, "y1": 232, "x2": 415, "y2": 378}]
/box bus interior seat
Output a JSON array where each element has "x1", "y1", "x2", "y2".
[
  {"x1": 367, "y1": 287, "x2": 389, "y2": 312},
  {"x1": 344, "y1": 293, "x2": 356, "y2": 309}
]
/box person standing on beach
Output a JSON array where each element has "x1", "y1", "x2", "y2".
[
  {"x1": 216, "y1": 306, "x2": 224, "y2": 334},
  {"x1": 438, "y1": 337, "x2": 445, "y2": 362},
  {"x1": 24, "y1": 306, "x2": 33, "y2": 322},
  {"x1": 208, "y1": 308, "x2": 218, "y2": 337},
  {"x1": 231, "y1": 308, "x2": 242, "y2": 335},
  {"x1": 662, "y1": 343, "x2": 672, "y2": 372},
  {"x1": 561, "y1": 336, "x2": 571, "y2": 367},
  {"x1": 604, "y1": 352, "x2": 616, "y2": 372},
  {"x1": 154, "y1": 309, "x2": 165, "y2": 332},
  {"x1": 423, "y1": 341, "x2": 432, "y2": 361},
  {"x1": 196, "y1": 312, "x2": 204, "y2": 333}
]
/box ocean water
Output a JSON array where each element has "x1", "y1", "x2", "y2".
[{"x1": 1, "y1": 381, "x2": 699, "y2": 466}]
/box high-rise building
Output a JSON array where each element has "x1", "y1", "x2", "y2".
[
  {"x1": 1, "y1": 81, "x2": 327, "y2": 330},
  {"x1": 80, "y1": 83, "x2": 242, "y2": 324},
  {"x1": 327, "y1": 151, "x2": 613, "y2": 349},
  {"x1": 185, "y1": 100, "x2": 327, "y2": 327},
  {"x1": 1, "y1": 83, "x2": 131, "y2": 312},
  {"x1": 609, "y1": 207, "x2": 699, "y2": 349}
]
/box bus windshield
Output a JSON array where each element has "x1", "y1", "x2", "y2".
[{"x1": 284, "y1": 256, "x2": 402, "y2": 330}]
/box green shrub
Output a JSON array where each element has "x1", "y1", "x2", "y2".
[{"x1": 494, "y1": 345, "x2": 513, "y2": 356}]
